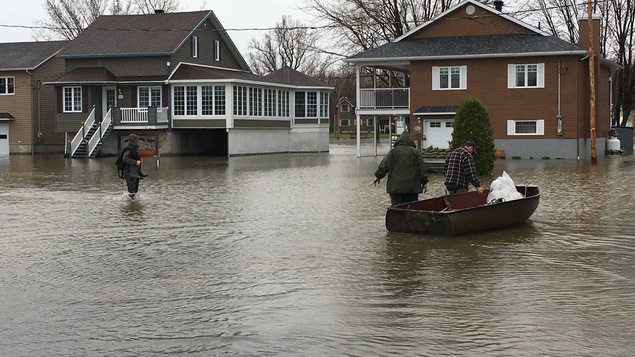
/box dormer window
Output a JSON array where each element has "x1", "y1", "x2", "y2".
[
  {"x1": 191, "y1": 36, "x2": 199, "y2": 58},
  {"x1": 214, "y1": 40, "x2": 221, "y2": 62}
]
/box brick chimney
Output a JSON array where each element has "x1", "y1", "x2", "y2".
[
  {"x1": 578, "y1": 13, "x2": 601, "y2": 51},
  {"x1": 494, "y1": 0, "x2": 503, "y2": 12}
]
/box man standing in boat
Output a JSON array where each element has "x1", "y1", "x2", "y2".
[
  {"x1": 443, "y1": 141, "x2": 484, "y2": 195},
  {"x1": 372, "y1": 131, "x2": 429, "y2": 206}
]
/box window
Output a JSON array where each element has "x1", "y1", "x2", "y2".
[
  {"x1": 340, "y1": 119, "x2": 350, "y2": 127},
  {"x1": 432, "y1": 66, "x2": 467, "y2": 90},
  {"x1": 214, "y1": 86, "x2": 225, "y2": 115},
  {"x1": 138, "y1": 86, "x2": 162, "y2": 108},
  {"x1": 233, "y1": 86, "x2": 247, "y2": 116},
  {"x1": 367, "y1": 118, "x2": 374, "y2": 126},
  {"x1": 307, "y1": 91, "x2": 318, "y2": 117},
  {"x1": 445, "y1": 122, "x2": 453, "y2": 128},
  {"x1": 278, "y1": 90, "x2": 289, "y2": 117},
  {"x1": 341, "y1": 103, "x2": 350, "y2": 112},
  {"x1": 202, "y1": 86, "x2": 214, "y2": 115},
  {"x1": 295, "y1": 91, "x2": 306, "y2": 117},
  {"x1": 214, "y1": 40, "x2": 221, "y2": 62},
  {"x1": 249, "y1": 87, "x2": 263, "y2": 116},
  {"x1": 507, "y1": 120, "x2": 545, "y2": 135},
  {"x1": 63, "y1": 86, "x2": 82, "y2": 112},
  {"x1": 429, "y1": 122, "x2": 441, "y2": 128},
  {"x1": 173, "y1": 85, "x2": 197, "y2": 115},
  {"x1": 0, "y1": 77, "x2": 15, "y2": 95},
  {"x1": 191, "y1": 36, "x2": 199, "y2": 58},
  {"x1": 320, "y1": 91, "x2": 329, "y2": 118},
  {"x1": 508, "y1": 63, "x2": 544, "y2": 88},
  {"x1": 264, "y1": 89, "x2": 275, "y2": 117}
]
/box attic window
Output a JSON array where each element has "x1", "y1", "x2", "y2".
[
  {"x1": 214, "y1": 40, "x2": 221, "y2": 61},
  {"x1": 191, "y1": 36, "x2": 199, "y2": 58}
]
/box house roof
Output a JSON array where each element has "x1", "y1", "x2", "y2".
[
  {"x1": 346, "y1": 34, "x2": 585, "y2": 66},
  {"x1": 265, "y1": 67, "x2": 331, "y2": 87},
  {"x1": 56, "y1": 10, "x2": 250, "y2": 71},
  {"x1": 46, "y1": 67, "x2": 169, "y2": 85},
  {"x1": 169, "y1": 63, "x2": 333, "y2": 89},
  {"x1": 0, "y1": 112, "x2": 15, "y2": 121},
  {"x1": 0, "y1": 41, "x2": 67, "y2": 71}
]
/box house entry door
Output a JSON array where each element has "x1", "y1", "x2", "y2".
[
  {"x1": 0, "y1": 124, "x2": 9, "y2": 155},
  {"x1": 102, "y1": 86, "x2": 117, "y2": 119}
]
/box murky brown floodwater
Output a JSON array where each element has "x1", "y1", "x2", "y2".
[{"x1": 1, "y1": 141, "x2": 634, "y2": 356}]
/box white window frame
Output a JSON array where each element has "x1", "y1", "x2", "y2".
[
  {"x1": 508, "y1": 63, "x2": 545, "y2": 88},
  {"x1": 192, "y1": 36, "x2": 199, "y2": 58},
  {"x1": 63, "y1": 86, "x2": 82, "y2": 113},
  {"x1": 507, "y1": 120, "x2": 545, "y2": 135},
  {"x1": 432, "y1": 65, "x2": 467, "y2": 90},
  {"x1": 138, "y1": 86, "x2": 162, "y2": 108},
  {"x1": 341, "y1": 119, "x2": 350, "y2": 127},
  {"x1": 214, "y1": 40, "x2": 221, "y2": 62},
  {"x1": 0, "y1": 76, "x2": 15, "y2": 95}
]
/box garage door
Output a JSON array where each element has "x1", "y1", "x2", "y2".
[
  {"x1": 0, "y1": 124, "x2": 8, "y2": 156},
  {"x1": 424, "y1": 119, "x2": 453, "y2": 149}
]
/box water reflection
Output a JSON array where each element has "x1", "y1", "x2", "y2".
[{"x1": 0, "y1": 144, "x2": 634, "y2": 356}]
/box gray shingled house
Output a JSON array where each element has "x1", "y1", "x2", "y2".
[
  {"x1": 0, "y1": 41, "x2": 67, "y2": 155},
  {"x1": 48, "y1": 10, "x2": 331, "y2": 157},
  {"x1": 344, "y1": 0, "x2": 620, "y2": 159}
]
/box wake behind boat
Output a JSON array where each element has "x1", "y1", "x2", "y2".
[{"x1": 385, "y1": 185, "x2": 541, "y2": 235}]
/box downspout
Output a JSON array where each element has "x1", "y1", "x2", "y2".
[
  {"x1": 25, "y1": 69, "x2": 34, "y2": 154},
  {"x1": 356, "y1": 66, "x2": 361, "y2": 158},
  {"x1": 557, "y1": 61, "x2": 563, "y2": 136}
]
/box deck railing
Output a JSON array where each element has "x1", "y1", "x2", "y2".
[
  {"x1": 120, "y1": 107, "x2": 169, "y2": 124},
  {"x1": 359, "y1": 88, "x2": 409, "y2": 109}
]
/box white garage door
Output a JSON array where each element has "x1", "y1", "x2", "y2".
[
  {"x1": 424, "y1": 119, "x2": 453, "y2": 149},
  {"x1": 0, "y1": 124, "x2": 8, "y2": 156}
]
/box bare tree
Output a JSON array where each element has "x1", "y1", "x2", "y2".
[
  {"x1": 606, "y1": 0, "x2": 635, "y2": 125},
  {"x1": 248, "y1": 15, "x2": 331, "y2": 77},
  {"x1": 35, "y1": 0, "x2": 181, "y2": 40}
]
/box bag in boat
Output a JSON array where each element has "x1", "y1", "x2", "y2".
[{"x1": 487, "y1": 171, "x2": 524, "y2": 204}]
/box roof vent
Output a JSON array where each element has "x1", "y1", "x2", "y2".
[
  {"x1": 493, "y1": 0, "x2": 503, "y2": 11},
  {"x1": 155, "y1": 9, "x2": 165, "y2": 14}
]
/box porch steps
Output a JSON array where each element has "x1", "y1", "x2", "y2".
[{"x1": 71, "y1": 122, "x2": 113, "y2": 158}]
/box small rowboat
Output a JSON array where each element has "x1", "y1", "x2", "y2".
[{"x1": 385, "y1": 185, "x2": 541, "y2": 235}]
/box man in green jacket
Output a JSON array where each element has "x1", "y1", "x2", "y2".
[{"x1": 372, "y1": 131, "x2": 429, "y2": 206}]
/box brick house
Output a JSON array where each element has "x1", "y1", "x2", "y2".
[
  {"x1": 344, "y1": 0, "x2": 619, "y2": 159},
  {"x1": 0, "y1": 41, "x2": 67, "y2": 155},
  {"x1": 48, "y1": 10, "x2": 331, "y2": 157}
]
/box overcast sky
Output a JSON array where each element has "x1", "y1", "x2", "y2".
[{"x1": 0, "y1": 0, "x2": 314, "y2": 56}]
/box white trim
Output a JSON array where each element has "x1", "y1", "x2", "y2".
[
  {"x1": 507, "y1": 63, "x2": 545, "y2": 89},
  {"x1": 507, "y1": 119, "x2": 545, "y2": 135},
  {"x1": 432, "y1": 65, "x2": 467, "y2": 90},
  {"x1": 344, "y1": 51, "x2": 587, "y2": 65}
]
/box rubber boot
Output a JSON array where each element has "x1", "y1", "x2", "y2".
[{"x1": 128, "y1": 165, "x2": 141, "y2": 179}]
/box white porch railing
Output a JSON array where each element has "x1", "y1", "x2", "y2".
[
  {"x1": 120, "y1": 107, "x2": 148, "y2": 123},
  {"x1": 359, "y1": 88, "x2": 410, "y2": 109},
  {"x1": 87, "y1": 108, "x2": 112, "y2": 157},
  {"x1": 120, "y1": 107, "x2": 169, "y2": 124},
  {"x1": 69, "y1": 108, "x2": 96, "y2": 157}
]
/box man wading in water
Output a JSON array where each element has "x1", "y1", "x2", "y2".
[{"x1": 120, "y1": 134, "x2": 147, "y2": 199}]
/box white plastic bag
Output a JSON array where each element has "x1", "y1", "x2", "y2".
[{"x1": 486, "y1": 171, "x2": 524, "y2": 204}]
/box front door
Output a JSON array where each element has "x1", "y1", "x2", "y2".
[
  {"x1": 0, "y1": 124, "x2": 9, "y2": 155},
  {"x1": 102, "y1": 86, "x2": 117, "y2": 118}
]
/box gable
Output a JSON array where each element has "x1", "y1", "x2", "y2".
[{"x1": 410, "y1": 4, "x2": 534, "y2": 39}]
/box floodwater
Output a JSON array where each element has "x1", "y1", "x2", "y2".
[{"x1": 1, "y1": 141, "x2": 634, "y2": 356}]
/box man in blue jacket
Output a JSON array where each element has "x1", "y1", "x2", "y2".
[{"x1": 372, "y1": 131, "x2": 429, "y2": 206}]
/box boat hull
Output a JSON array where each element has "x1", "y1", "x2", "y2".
[{"x1": 385, "y1": 185, "x2": 541, "y2": 235}]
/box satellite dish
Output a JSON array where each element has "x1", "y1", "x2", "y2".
[{"x1": 466, "y1": 5, "x2": 475, "y2": 15}]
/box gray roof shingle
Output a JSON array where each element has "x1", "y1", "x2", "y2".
[
  {"x1": 347, "y1": 34, "x2": 585, "y2": 61},
  {"x1": 57, "y1": 11, "x2": 211, "y2": 57},
  {"x1": 0, "y1": 41, "x2": 67, "y2": 70}
]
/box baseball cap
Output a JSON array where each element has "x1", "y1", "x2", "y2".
[{"x1": 465, "y1": 140, "x2": 477, "y2": 153}]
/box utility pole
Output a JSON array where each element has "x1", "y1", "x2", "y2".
[{"x1": 588, "y1": 0, "x2": 598, "y2": 164}]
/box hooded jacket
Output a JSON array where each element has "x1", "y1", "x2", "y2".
[{"x1": 375, "y1": 131, "x2": 429, "y2": 194}]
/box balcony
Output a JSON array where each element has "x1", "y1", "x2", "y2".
[
  {"x1": 359, "y1": 88, "x2": 409, "y2": 109},
  {"x1": 113, "y1": 106, "x2": 169, "y2": 126}
]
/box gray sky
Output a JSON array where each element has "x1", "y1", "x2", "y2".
[{"x1": 0, "y1": 0, "x2": 313, "y2": 55}]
